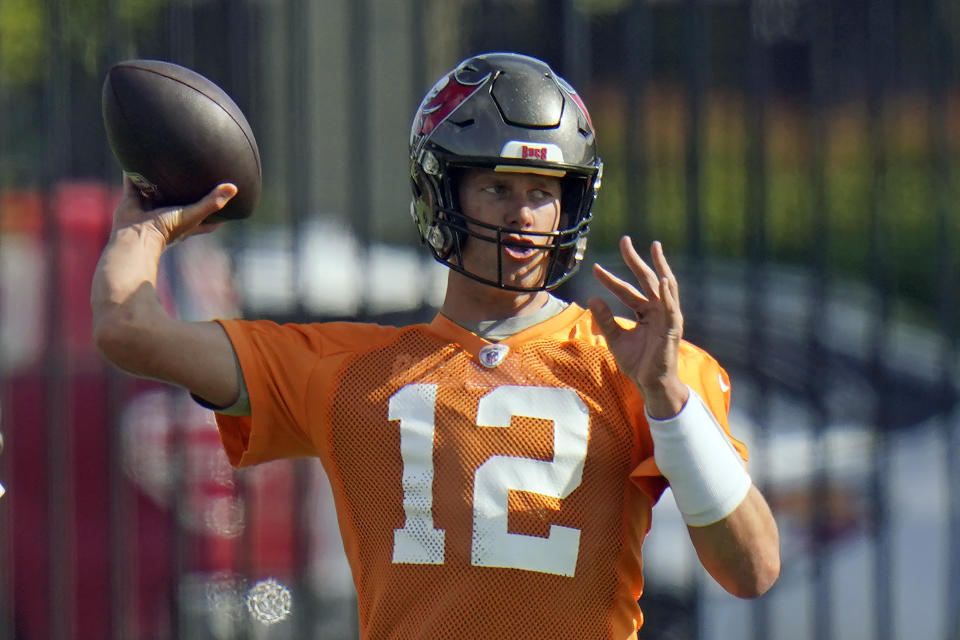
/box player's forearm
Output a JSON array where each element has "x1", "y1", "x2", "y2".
[
  {"x1": 92, "y1": 224, "x2": 166, "y2": 308},
  {"x1": 687, "y1": 485, "x2": 780, "y2": 598},
  {"x1": 92, "y1": 223, "x2": 242, "y2": 406},
  {"x1": 91, "y1": 226, "x2": 171, "y2": 376}
]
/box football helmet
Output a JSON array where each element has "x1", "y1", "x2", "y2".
[{"x1": 409, "y1": 52, "x2": 603, "y2": 291}]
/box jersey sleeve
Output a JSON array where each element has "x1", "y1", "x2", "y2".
[
  {"x1": 212, "y1": 319, "x2": 326, "y2": 467},
  {"x1": 629, "y1": 341, "x2": 749, "y2": 497}
]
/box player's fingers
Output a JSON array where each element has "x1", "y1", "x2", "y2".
[
  {"x1": 180, "y1": 183, "x2": 238, "y2": 228},
  {"x1": 651, "y1": 241, "x2": 680, "y2": 304},
  {"x1": 586, "y1": 295, "x2": 623, "y2": 342},
  {"x1": 619, "y1": 236, "x2": 661, "y2": 301},
  {"x1": 659, "y1": 276, "x2": 684, "y2": 341},
  {"x1": 592, "y1": 262, "x2": 650, "y2": 314},
  {"x1": 155, "y1": 184, "x2": 236, "y2": 245},
  {"x1": 650, "y1": 243, "x2": 683, "y2": 341}
]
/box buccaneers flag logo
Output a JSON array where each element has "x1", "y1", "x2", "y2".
[{"x1": 411, "y1": 59, "x2": 493, "y2": 142}]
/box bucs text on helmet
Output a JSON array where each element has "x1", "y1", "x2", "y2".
[{"x1": 409, "y1": 52, "x2": 603, "y2": 292}]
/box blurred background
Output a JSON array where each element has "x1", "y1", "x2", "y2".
[{"x1": 1, "y1": 0, "x2": 958, "y2": 638}]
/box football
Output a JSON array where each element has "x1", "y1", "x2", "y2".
[{"x1": 101, "y1": 59, "x2": 261, "y2": 222}]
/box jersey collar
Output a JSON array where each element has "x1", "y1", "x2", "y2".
[{"x1": 427, "y1": 302, "x2": 587, "y2": 360}]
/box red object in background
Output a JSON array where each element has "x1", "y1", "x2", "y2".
[
  {"x1": 50, "y1": 182, "x2": 119, "y2": 366},
  {"x1": 4, "y1": 181, "x2": 311, "y2": 639},
  {"x1": 5, "y1": 181, "x2": 119, "y2": 639}
]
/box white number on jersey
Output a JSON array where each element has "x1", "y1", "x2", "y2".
[
  {"x1": 390, "y1": 384, "x2": 446, "y2": 564},
  {"x1": 390, "y1": 384, "x2": 589, "y2": 577}
]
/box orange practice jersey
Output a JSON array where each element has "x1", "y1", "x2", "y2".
[{"x1": 215, "y1": 303, "x2": 747, "y2": 640}]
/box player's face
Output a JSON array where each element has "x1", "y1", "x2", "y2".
[{"x1": 456, "y1": 169, "x2": 562, "y2": 289}]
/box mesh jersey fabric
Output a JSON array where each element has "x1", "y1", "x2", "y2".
[{"x1": 214, "y1": 303, "x2": 747, "y2": 640}]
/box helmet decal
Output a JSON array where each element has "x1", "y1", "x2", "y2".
[
  {"x1": 557, "y1": 75, "x2": 594, "y2": 129},
  {"x1": 412, "y1": 64, "x2": 491, "y2": 140},
  {"x1": 499, "y1": 141, "x2": 565, "y2": 165}
]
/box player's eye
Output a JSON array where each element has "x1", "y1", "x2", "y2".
[
  {"x1": 481, "y1": 183, "x2": 509, "y2": 196},
  {"x1": 529, "y1": 188, "x2": 557, "y2": 203}
]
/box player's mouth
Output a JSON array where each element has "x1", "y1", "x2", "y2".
[{"x1": 502, "y1": 235, "x2": 540, "y2": 261}]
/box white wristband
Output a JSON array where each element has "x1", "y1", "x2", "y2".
[{"x1": 646, "y1": 386, "x2": 751, "y2": 526}]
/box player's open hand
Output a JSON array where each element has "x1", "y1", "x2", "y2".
[
  {"x1": 588, "y1": 237, "x2": 688, "y2": 417},
  {"x1": 112, "y1": 174, "x2": 237, "y2": 248}
]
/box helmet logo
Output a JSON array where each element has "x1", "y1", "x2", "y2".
[
  {"x1": 522, "y1": 146, "x2": 547, "y2": 160},
  {"x1": 413, "y1": 68, "x2": 490, "y2": 140},
  {"x1": 478, "y1": 344, "x2": 510, "y2": 368},
  {"x1": 500, "y1": 141, "x2": 564, "y2": 164}
]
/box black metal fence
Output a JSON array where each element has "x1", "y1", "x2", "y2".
[{"x1": 1, "y1": 0, "x2": 957, "y2": 638}]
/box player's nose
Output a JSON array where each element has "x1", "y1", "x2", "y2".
[{"x1": 504, "y1": 198, "x2": 536, "y2": 229}]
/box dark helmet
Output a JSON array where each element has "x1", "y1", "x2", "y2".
[{"x1": 409, "y1": 52, "x2": 603, "y2": 292}]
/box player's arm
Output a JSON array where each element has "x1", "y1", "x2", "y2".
[
  {"x1": 642, "y1": 380, "x2": 780, "y2": 598},
  {"x1": 685, "y1": 485, "x2": 779, "y2": 598},
  {"x1": 91, "y1": 176, "x2": 242, "y2": 407},
  {"x1": 590, "y1": 237, "x2": 780, "y2": 598}
]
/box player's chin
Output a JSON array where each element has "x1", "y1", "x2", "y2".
[
  {"x1": 460, "y1": 248, "x2": 548, "y2": 290},
  {"x1": 501, "y1": 259, "x2": 549, "y2": 290}
]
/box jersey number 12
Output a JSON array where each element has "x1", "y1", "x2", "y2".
[{"x1": 388, "y1": 383, "x2": 589, "y2": 577}]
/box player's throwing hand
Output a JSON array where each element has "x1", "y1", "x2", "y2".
[{"x1": 112, "y1": 174, "x2": 237, "y2": 248}]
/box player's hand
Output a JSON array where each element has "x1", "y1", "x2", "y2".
[
  {"x1": 112, "y1": 174, "x2": 237, "y2": 249},
  {"x1": 588, "y1": 237, "x2": 688, "y2": 418}
]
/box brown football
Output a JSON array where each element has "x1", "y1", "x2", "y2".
[{"x1": 101, "y1": 59, "x2": 261, "y2": 222}]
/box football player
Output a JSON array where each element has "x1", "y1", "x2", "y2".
[{"x1": 92, "y1": 52, "x2": 779, "y2": 639}]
